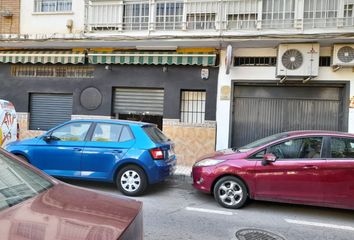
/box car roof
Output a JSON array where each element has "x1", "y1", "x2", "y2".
[
  {"x1": 285, "y1": 130, "x2": 354, "y2": 138},
  {"x1": 68, "y1": 119, "x2": 155, "y2": 126}
]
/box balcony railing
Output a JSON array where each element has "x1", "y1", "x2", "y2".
[{"x1": 85, "y1": 0, "x2": 354, "y2": 33}]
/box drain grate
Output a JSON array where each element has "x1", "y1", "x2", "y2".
[{"x1": 236, "y1": 229, "x2": 286, "y2": 240}]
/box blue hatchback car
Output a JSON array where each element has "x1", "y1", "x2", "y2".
[{"x1": 5, "y1": 119, "x2": 176, "y2": 196}]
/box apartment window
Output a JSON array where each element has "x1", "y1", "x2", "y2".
[
  {"x1": 344, "y1": 4, "x2": 354, "y2": 17},
  {"x1": 34, "y1": 0, "x2": 72, "y2": 13},
  {"x1": 262, "y1": 0, "x2": 295, "y2": 28},
  {"x1": 319, "y1": 56, "x2": 331, "y2": 67},
  {"x1": 225, "y1": 0, "x2": 258, "y2": 30},
  {"x1": 304, "y1": 0, "x2": 337, "y2": 28},
  {"x1": 123, "y1": 3, "x2": 149, "y2": 30},
  {"x1": 227, "y1": 14, "x2": 257, "y2": 29},
  {"x1": 156, "y1": 2, "x2": 184, "y2": 30},
  {"x1": 180, "y1": 91, "x2": 206, "y2": 124},
  {"x1": 187, "y1": 13, "x2": 215, "y2": 30},
  {"x1": 234, "y1": 57, "x2": 277, "y2": 66},
  {"x1": 11, "y1": 66, "x2": 94, "y2": 78}
]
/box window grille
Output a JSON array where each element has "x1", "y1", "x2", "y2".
[
  {"x1": 156, "y1": 1, "x2": 184, "y2": 30},
  {"x1": 344, "y1": 2, "x2": 354, "y2": 27},
  {"x1": 303, "y1": 0, "x2": 337, "y2": 28},
  {"x1": 34, "y1": 0, "x2": 72, "y2": 13},
  {"x1": 262, "y1": 0, "x2": 295, "y2": 29},
  {"x1": 225, "y1": 0, "x2": 258, "y2": 30},
  {"x1": 344, "y1": 3, "x2": 354, "y2": 17},
  {"x1": 234, "y1": 57, "x2": 277, "y2": 66},
  {"x1": 180, "y1": 91, "x2": 206, "y2": 124},
  {"x1": 11, "y1": 66, "x2": 95, "y2": 78},
  {"x1": 123, "y1": 2, "x2": 149, "y2": 30},
  {"x1": 319, "y1": 56, "x2": 331, "y2": 67},
  {"x1": 186, "y1": 13, "x2": 216, "y2": 30}
]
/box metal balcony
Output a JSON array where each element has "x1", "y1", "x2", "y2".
[{"x1": 85, "y1": 0, "x2": 354, "y2": 33}]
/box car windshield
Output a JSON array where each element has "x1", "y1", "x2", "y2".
[
  {"x1": 0, "y1": 152, "x2": 53, "y2": 211},
  {"x1": 236, "y1": 132, "x2": 289, "y2": 152}
]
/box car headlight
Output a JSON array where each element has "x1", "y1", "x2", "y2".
[{"x1": 194, "y1": 159, "x2": 225, "y2": 167}]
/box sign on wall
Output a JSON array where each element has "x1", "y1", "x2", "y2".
[{"x1": 220, "y1": 86, "x2": 231, "y2": 100}]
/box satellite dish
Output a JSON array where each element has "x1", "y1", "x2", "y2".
[{"x1": 225, "y1": 44, "x2": 233, "y2": 75}]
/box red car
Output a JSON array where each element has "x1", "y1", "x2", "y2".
[
  {"x1": 0, "y1": 149, "x2": 143, "y2": 240},
  {"x1": 192, "y1": 131, "x2": 354, "y2": 210}
]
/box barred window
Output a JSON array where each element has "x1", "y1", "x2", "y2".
[
  {"x1": 34, "y1": 0, "x2": 72, "y2": 13},
  {"x1": 156, "y1": 2, "x2": 184, "y2": 30},
  {"x1": 180, "y1": 91, "x2": 206, "y2": 124},
  {"x1": 187, "y1": 13, "x2": 216, "y2": 30},
  {"x1": 344, "y1": 4, "x2": 354, "y2": 18},
  {"x1": 319, "y1": 56, "x2": 331, "y2": 67},
  {"x1": 123, "y1": 3, "x2": 149, "y2": 30},
  {"x1": 11, "y1": 66, "x2": 95, "y2": 78},
  {"x1": 234, "y1": 57, "x2": 277, "y2": 66}
]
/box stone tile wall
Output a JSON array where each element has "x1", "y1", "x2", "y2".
[{"x1": 163, "y1": 119, "x2": 216, "y2": 166}]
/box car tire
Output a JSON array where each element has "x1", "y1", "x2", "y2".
[
  {"x1": 213, "y1": 176, "x2": 248, "y2": 209},
  {"x1": 116, "y1": 165, "x2": 148, "y2": 196}
]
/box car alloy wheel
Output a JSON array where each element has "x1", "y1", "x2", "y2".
[
  {"x1": 214, "y1": 176, "x2": 248, "y2": 209},
  {"x1": 117, "y1": 165, "x2": 147, "y2": 196}
]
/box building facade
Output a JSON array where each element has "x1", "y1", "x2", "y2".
[{"x1": 0, "y1": 0, "x2": 354, "y2": 165}]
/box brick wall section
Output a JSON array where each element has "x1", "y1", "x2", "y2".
[{"x1": 0, "y1": 0, "x2": 20, "y2": 34}]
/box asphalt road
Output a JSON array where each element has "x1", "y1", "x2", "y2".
[{"x1": 62, "y1": 177, "x2": 354, "y2": 240}]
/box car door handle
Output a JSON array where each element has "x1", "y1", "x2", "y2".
[
  {"x1": 303, "y1": 165, "x2": 319, "y2": 170},
  {"x1": 73, "y1": 148, "x2": 82, "y2": 152},
  {"x1": 112, "y1": 150, "x2": 123, "y2": 154}
]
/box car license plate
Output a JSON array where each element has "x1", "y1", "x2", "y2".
[{"x1": 168, "y1": 148, "x2": 175, "y2": 157}]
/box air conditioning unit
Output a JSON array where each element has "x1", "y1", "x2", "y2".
[
  {"x1": 276, "y1": 43, "x2": 320, "y2": 77},
  {"x1": 332, "y1": 44, "x2": 354, "y2": 67}
]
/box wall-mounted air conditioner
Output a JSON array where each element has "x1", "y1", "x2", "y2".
[
  {"x1": 332, "y1": 44, "x2": 354, "y2": 67},
  {"x1": 276, "y1": 43, "x2": 320, "y2": 77}
]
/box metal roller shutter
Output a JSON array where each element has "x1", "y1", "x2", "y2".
[
  {"x1": 30, "y1": 94, "x2": 73, "y2": 131},
  {"x1": 232, "y1": 84, "x2": 346, "y2": 148},
  {"x1": 113, "y1": 88, "x2": 164, "y2": 116}
]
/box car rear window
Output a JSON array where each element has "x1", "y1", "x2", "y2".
[
  {"x1": 0, "y1": 153, "x2": 53, "y2": 211},
  {"x1": 143, "y1": 126, "x2": 169, "y2": 143}
]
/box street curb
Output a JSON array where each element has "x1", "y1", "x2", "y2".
[{"x1": 168, "y1": 172, "x2": 193, "y2": 184}]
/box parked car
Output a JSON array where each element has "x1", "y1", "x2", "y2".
[
  {"x1": 0, "y1": 99, "x2": 18, "y2": 147},
  {"x1": 192, "y1": 131, "x2": 354, "y2": 210},
  {"x1": 5, "y1": 119, "x2": 176, "y2": 196},
  {"x1": 0, "y1": 148, "x2": 143, "y2": 240}
]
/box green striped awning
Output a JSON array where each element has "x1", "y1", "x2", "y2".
[
  {"x1": 0, "y1": 51, "x2": 85, "y2": 64},
  {"x1": 88, "y1": 52, "x2": 217, "y2": 66}
]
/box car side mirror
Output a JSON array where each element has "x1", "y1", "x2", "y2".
[
  {"x1": 43, "y1": 135, "x2": 52, "y2": 142},
  {"x1": 262, "y1": 153, "x2": 277, "y2": 166},
  {"x1": 43, "y1": 135, "x2": 58, "y2": 142}
]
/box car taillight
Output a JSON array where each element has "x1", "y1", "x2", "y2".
[
  {"x1": 16, "y1": 123, "x2": 20, "y2": 140},
  {"x1": 150, "y1": 148, "x2": 164, "y2": 160}
]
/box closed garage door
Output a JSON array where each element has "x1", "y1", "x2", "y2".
[
  {"x1": 113, "y1": 88, "x2": 164, "y2": 115},
  {"x1": 30, "y1": 93, "x2": 73, "y2": 131},
  {"x1": 232, "y1": 84, "x2": 347, "y2": 148}
]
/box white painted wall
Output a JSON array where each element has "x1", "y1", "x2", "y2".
[
  {"x1": 20, "y1": 0, "x2": 85, "y2": 34},
  {"x1": 216, "y1": 47, "x2": 354, "y2": 150}
]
